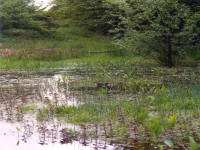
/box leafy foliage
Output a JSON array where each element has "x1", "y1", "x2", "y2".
[
  {"x1": 179, "y1": 0, "x2": 200, "y2": 12},
  {"x1": 0, "y1": 0, "x2": 199, "y2": 65},
  {"x1": 113, "y1": 0, "x2": 198, "y2": 66},
  {"x1": 51, "y1": 0, "x2": 123, "y2": 34},
  {"x1": 0, "y1": 0, "x2": 56, "y2": 37}
]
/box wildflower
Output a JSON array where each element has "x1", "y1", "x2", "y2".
[
  {"x1": 169, "y1": 114, "x2": 176, "y2": 121},
  {"x1": 164, "y1": 114, "x2": 176, "y2": 121},
  {"x1": 0, "y1": 49, "x2": 15, "y2": 57}
]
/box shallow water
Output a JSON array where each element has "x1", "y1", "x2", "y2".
[
  {"x1": 0, "y1": 68, "x2": 119, "y2": 150},
  {"x1": 0, "y1": 66, "x2": 199, "y2": 150},
  {"x1": 0, "y1": 120, "x2": 115, "y2": 150}
]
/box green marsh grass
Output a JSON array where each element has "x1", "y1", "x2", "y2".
[
  {"x1": 0, "y1": 33, "x2": 155, "y2": 70},
  {"x1": 36, "y1": 83, "x2": 200, "y2": 149}
]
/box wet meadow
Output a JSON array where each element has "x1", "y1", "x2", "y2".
[{"x1": 0, "y1": 36, "x2": 200, "y2": 150}]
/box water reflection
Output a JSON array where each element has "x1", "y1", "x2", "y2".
[
  {"x1": 0, "y1": 69, "x2": 116, "y2": 150},
  {"x1": 40, "y1": 74, "x2": 80, "y2": 106},
  {"x1": 0, "y1": 120, "x2": 115, "y2": 150},
  {"x1": 0, "y1": 69, "x2": 81, "y2": 107}
]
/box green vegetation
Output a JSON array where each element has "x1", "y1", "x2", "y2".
[
  {"x1": 113, "y1": 0, "x2": 200, "y2": 67},
  {"x1": 0, "y1": 0, "x2": 199, "y2": 68},
  {"x1": 34, "y1": 60, "x2": 200, "y2": 149},
  {"x1": 18, "y1": 105, "x2": 37, "y2": 113},
  {"x1": 0, "y1": 34, "x2": 121, "y2": 69},
  {"x1": 0, "y1": 0, "x2": 200, "y2": 149},
  {"x1": 37, "y1": 80, "x2": 200, "y2": 149},
  {"x1": 0, "y1": 0, "x2": 55, "y2": 37}
]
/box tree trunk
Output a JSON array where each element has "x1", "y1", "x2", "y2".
[{"x1": 167, "y1": 37, "x2": 173, "y2": 67}]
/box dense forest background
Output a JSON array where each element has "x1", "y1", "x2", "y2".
[{"x1": 0, "y1": 0, "x2": 199, "y2": 67}]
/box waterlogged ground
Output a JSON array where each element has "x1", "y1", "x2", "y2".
[
  {"x1": 0, "y1": 64, "x2": 200, "y2": 150},
  {"x1": 0, "y1": 68, "x2": 121, "y2": 150},
  {"x1": 0, "y1": 121, "x2": 115, "y2": 150}
]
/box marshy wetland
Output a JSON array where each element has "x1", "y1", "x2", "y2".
[
  {"x1": 0, "y1": 0, "x2": 199, "y2": 149},
  {"x1": 0, "y1": 62, "x2": 200, "y2": 150}
]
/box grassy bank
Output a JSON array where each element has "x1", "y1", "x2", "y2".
[
  {"x1": 0, "y1": 35, "x2": 131, "y2": 69},
  {"x1": 0, "y1": 34, "x2": 198, "y2": 70}
]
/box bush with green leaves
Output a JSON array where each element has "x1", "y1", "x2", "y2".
[
  {"x1": 179, "y1": 0, "x2": 200, "y2": 12},
  {"x1": 114, "y1": 0, "x2": 199, "y2": 67},
  {"x1": 51, "y1": 0, "x2": 123, "y2": 35},
  {"x1": 0, "y1": 0, "x2": 56, "y2": 37}
]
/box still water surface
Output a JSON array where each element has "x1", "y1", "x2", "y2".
[{"x1": 0, "y1": 68, "x2": 116, "y2": 150}]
